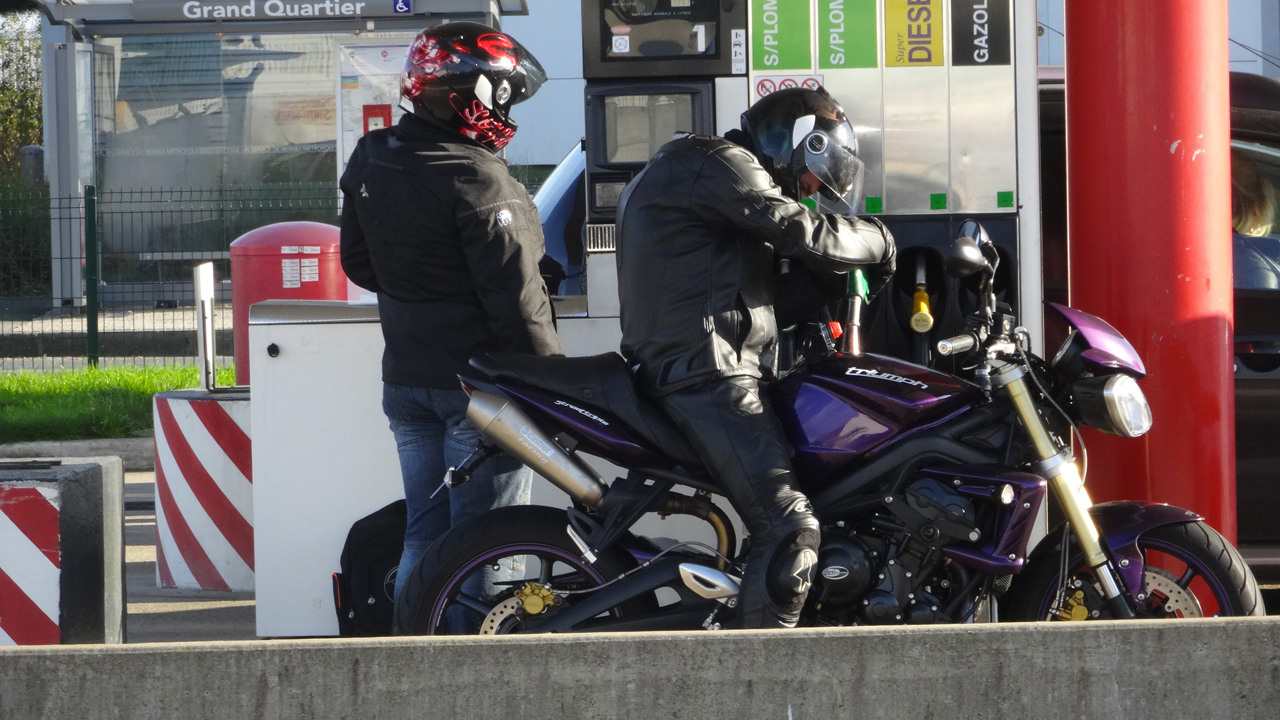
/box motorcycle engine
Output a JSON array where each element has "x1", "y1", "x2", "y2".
[
  {"x1": 813, "y1": 534, "x2": 874, "y2": 611},
  {"x1": 812, "y1": 477, "x2": 979, "y2": 626}
]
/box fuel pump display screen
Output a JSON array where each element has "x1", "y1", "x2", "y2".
[
  {"x1": 601, "y1": 0, "x2": 719, "y2": 61},
  {"x1": 582, "y1": 0, "x2": 746, "y2": 79},
  {"x1": 604, "y1": 93, "x2": 693, "y2": 163}
]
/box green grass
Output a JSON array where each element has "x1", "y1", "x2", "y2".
[{"x1": 0, "y1": 365, "x2": 237, "y2": 443}]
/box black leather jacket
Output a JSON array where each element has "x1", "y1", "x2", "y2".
[
  {"x1": 616, "y1": 134, "x2": 894, "y2": 395},
  {"x1": 340, "y1": 114, "x2": 563, "y2": 388}
]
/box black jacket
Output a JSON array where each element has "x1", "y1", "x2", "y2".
[
  {"x1": 616, "y1": 134, "x2": 893, "y2": 395},
  {"x1": 340, "y1": 114, "x2": 563, "y2": 388}
]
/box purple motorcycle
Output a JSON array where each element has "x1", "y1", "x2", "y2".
[{"x1": 395, "y1": 221, "x2": 1264, "y2": 634}]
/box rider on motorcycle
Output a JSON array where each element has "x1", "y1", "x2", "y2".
[{"x1": 615, "y1": 87, "x2": 897, "y2": 628}]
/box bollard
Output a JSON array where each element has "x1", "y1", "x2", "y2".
[{"x1": 0, "y1": 457, "x2": 125, "y2": 645}]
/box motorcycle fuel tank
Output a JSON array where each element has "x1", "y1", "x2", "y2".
[{"x1": 772, "y1": 354, "x2": 984, "y2": 483}]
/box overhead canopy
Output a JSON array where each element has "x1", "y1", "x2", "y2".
[{"x1": 42, "y1": 0, "x2": 526, "y2": 37}]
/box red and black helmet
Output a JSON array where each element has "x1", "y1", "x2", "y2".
[{"x1": 399, "y1": 22, "x2": 547, "y2": 152}]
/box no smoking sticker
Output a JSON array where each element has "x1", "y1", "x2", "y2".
[{"x1": 754, "y1": 75, "x2": 824, "y2": 101}]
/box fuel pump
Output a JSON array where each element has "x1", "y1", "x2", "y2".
[{"x1": 557, "y1": 0, "x2": 1042, "y2": 367}]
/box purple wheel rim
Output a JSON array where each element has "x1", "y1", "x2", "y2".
[
  {"x1": 428, "y1": 544, "x2": 606, "y2": 634},
  {"x1": 1036, "y1": 535, "x2": 1234, "y2": 619}
]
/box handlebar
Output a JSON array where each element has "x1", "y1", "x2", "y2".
[{"x1": 936, "y1": 333, "x2": 978, "y2": 356}]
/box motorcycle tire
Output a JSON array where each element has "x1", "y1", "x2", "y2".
[
  {"x1": 1003, "y1": 520, "x2": 1265, "y2": 622},
  {"x1": 394, "y1": 505, "x2": 655, "y2": 635}
]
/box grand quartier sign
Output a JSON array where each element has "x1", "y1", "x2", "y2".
[
  {"x1": 130, "y1": 0, "x2": 486, "y2": 21},
  {"x1": 180, "y1": 0, "x2": 366, "y2": 18}
]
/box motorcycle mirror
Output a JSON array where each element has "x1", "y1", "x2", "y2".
[{"x1": 945, "y1": 235, "x2": 989, "y2": 278}]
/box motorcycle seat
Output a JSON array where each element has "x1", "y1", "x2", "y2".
[{"x1": 468, "y1": 352, "x2": 707, "y2": 472}]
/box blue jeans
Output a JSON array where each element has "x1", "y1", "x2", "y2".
[{"x1": 383, "y1": 384, "x2": 532, "y2": 604}]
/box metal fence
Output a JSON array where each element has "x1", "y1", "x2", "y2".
[{"x1": 0, "y1": 184, "x2": 340, "y2": 373}]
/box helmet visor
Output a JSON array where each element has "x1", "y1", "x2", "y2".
[{"x1": 799, "y1": 117, "x2": 864, "y2": 215}]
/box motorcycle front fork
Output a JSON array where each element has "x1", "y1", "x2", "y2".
[{"x1": 996, "y1": 365, "x2": 1137, "y2": 619}]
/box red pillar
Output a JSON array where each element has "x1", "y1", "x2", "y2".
[{"x1": 1065, "y1": 2, "x2": 1235, "y2": 540}]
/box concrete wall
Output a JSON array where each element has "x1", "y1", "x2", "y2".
[{"x1": 3, "y1": 618, "x2": 1279, "y2": 719}]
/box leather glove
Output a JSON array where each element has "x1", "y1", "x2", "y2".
[{"x1": 863, "y1": 218, "x2": 897, "y2": 301}]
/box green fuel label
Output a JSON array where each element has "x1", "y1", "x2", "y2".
[
  {"x1": 753, "y1": 0, "x2": 812, "y2": 71},
  {"x1": 819, "y1": 0, "x2": 877, "y2": 69}
]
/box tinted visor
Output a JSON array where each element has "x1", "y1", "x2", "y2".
[
  {"x1": 508, "y1": 50, "x2": 547, "y2": 105},
  {"x1": 799, "y1": 117, "x2": 864, "y2": 215}
]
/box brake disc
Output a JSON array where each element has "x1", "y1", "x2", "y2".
[
  {"x1": 478, "y1": 582, "x2": 561, "y2": 635},
  {"x1": 1142, "y1": 566, "x2": 1204, "y2": 618},
  {"x1": 479, "y1": 597, "x2": 523, "y2": 635}
]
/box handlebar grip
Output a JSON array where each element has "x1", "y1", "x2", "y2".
[{"x1": 936, "y1": 333, "x2": 977, "y2": 356}]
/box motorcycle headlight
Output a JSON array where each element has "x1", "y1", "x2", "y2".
[{"x1": 1071, "y1": 374, "x2": 1153, "y2": 438}]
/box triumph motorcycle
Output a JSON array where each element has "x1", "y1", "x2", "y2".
[{"x1": 394, "y1": 221, "x2": 1264, "y2": 634}]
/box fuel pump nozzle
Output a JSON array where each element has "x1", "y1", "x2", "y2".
[
  {"x1": 908, "y1": 253, "x2": 933, "y2": 366},
  {"x1": 844, "y1": 269, "x2": 868, "y2": 356},
  {"x1": 909, "y1": 254, "x2": 934, "y2": 334}
]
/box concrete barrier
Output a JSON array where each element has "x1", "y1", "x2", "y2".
[
  {"x1": 0, "y1": 456, "x2": 125, "y2": 645},
  {"x1": 152, "y1": 390, "x2": 253, "y2": 592},
  {"x1": 2, "y1": 618, "x2": 1278, "y2": 719}
]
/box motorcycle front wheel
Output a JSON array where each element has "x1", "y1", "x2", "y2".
[
  {"x1": 394, "y1": 505, "x2": 653, "y2": 635},
  {"x1": 1003, "y1": 521, "x2": 1265, "y2": 621}
]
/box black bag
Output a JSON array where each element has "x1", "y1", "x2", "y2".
[{"x1": 332, "y1": 499, "x2": 406, "y2": 637}]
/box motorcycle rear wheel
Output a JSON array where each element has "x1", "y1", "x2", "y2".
[
  {"x1": 394, "y1": 505, "x2": 652, "y2": 635},
  {"x1": 1003, "y1": 521, "x2": 1265, "y2": 621}
]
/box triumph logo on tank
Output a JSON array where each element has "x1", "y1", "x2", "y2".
[{"x1": 845, "y1": 366, "x2": 929, "y2": 390}]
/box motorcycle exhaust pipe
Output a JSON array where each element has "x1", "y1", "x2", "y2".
[{"x1": 466, "y1": 389, "x2": 607, "y2": 508}]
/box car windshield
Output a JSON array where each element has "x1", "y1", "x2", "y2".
[{"x1": 1233, "y1": 142, "x2": 1280, "y2": 291}]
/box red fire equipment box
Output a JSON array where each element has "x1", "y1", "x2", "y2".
[{"x1": 230, "y1": 221, "x2": 347, "y2": 385}]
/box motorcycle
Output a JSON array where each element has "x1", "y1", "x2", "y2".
[{"x1": 394, "y1": 221, "x2": 1264, "y2": 634}]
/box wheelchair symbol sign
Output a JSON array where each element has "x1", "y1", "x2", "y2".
[{"x1": 393, "y1": 0, "x2": 411, "y2": 13}]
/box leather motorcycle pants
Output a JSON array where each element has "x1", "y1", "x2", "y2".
[{"x1": 656, "y1": 376, "x2": 820, "y2": 628}]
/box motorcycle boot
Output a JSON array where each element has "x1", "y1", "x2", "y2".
[
  {"x1": 762, "y1": 493, "x2": 821, "y2": 623},
  {"x1": 655, "y1": 376, "x2": 821, "y2": 629}
]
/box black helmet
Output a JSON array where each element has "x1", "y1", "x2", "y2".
[
  {"x1": 740, "y1": 87, "x2": 865, "y2": 214},
  {"x1": 399, "y1": 22, "x2": 547, "y2": 152}
]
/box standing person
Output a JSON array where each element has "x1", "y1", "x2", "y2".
[
  {"x1": 339, "y1": 22, "x2": 564, "y2": 604},
  {"x1": 616, "y1": 87, "x2": 896, "y2": 628}
]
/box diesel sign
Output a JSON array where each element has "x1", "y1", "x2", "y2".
[
  {"x1": 885, "y1": 0, "x2": 943, "y2": 68},
  {"x1": 950, "y1": 0, "x2": 1010, "y2": 66}
]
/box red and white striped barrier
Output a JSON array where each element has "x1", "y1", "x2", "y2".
[
  {"x1": 153, "y1": 391, "x2": 253, "y2": 592},
  {"x1": 0, "y1": 484, "x2": 61, "y2": 646}
]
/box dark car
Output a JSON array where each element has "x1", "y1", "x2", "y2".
[{"x1": 1039, "y1": 70, "x2": 1280, "y2": 576}]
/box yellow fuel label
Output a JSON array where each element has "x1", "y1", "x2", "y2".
[{"x1": 885, "y1": 0, "x2": 944, "y2": 67}]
